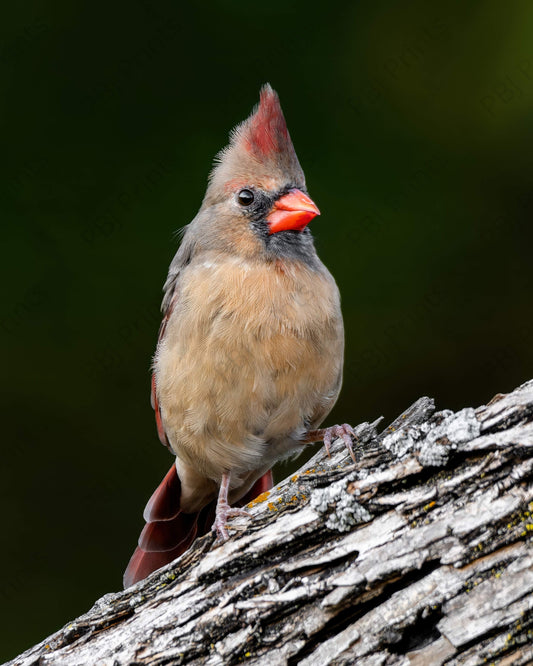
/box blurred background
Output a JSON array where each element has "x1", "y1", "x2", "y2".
[{"x1": 2, "y1": 0, "x2": 532, "y2": 659}]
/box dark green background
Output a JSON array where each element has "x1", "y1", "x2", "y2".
[{"x1": 2, "y1": 0, "x2": 532, "y2": 660}]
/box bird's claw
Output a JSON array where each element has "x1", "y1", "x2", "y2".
[
  {"x1": 323, "y1": 423, "x2": 358, "y2": 462},
  {"x1": 212, "y1": 504, "x2": 250, "y2": 542}
]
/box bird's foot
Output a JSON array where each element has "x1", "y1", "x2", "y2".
[
  {"x1": 212, "y1": 471, "x2": 250, "y2": 542},
  {"x1": 324, "y1": 424, "x2": 358, "y2": 462},
  {"x1": 305, "y1": 424, "x2": 358, "y2": 462},
  {"x1": 212, "y1": 503, "x2": 250, "y2": 542}
]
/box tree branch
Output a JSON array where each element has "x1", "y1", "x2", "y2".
[{"x1": 8, "y1": 380, "x2": 533, "y2": 665}]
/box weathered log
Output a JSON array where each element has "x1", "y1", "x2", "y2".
[{"x1": 6, "y1": 380, "x2": 533, "y2": 665}]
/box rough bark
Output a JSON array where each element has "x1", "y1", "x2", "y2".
[{"x1": 7, "y1": 380, "x2": 533, "y2": 666}]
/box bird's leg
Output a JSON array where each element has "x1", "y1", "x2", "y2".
[
  {"x1": 304, "y1": 424, "x2": 358, "y2": 463},
  {"x1": 212, "y1": 471, "x2": 250, "y2": 542}
]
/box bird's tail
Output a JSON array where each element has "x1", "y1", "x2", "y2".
[{"x1": 123, "y1": 464, "x2": 273, "y2": 588}]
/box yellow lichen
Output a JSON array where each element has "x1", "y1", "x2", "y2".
[{"x1": 247, "y1": 491, "x2": 271, "y2": 507}]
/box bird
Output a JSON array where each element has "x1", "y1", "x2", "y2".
[{"x1": 123, "y1": 84, "x2": 356, "y2": 588}]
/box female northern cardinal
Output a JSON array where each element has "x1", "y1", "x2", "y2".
[{"x1": 124, "y1": 84, "x2": 355, "y2": 587}]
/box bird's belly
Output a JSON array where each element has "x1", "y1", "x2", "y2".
[{"x1": 155, "y1": 260, "x2": 343, "y2": 482}]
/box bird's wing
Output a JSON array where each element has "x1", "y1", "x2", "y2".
[
  {"x1": 151, "y1": 295, "x2": 177, "y2": 451},
  {"x1": 151, "y1": 229, "x2": 196, "y2": 450}
]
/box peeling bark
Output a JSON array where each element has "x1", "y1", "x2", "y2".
[{"x1": 6, "y1": 380, "x2": 533, "y2": 666}]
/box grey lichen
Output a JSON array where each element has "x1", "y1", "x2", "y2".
[
  {"x1": 381, "y1": 407, "x2": 481, "y2": 467},
  {"x1": 381, "y1": 426, "x2": 421, "y2": 460},
  {"x1": 310, "y1": 475, "x2": 372, "y2": 532},
  {"x1": 418, "y1": 407, "x2": 481, "y2": 467},
  {"x1": 417, "y1": 438, "x2": 450, "y2": 467}
]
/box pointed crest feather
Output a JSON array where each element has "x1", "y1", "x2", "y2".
[
  {"x1": 241, "y1": 84, "x2": 291, "y2": 159},
  {"x1": 207, "y1": 83, "x2": 305, "y2": 199}
]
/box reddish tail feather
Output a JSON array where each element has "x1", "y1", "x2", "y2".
[{"x1": 124, "y1": 465, "x2": 273, "y2": 588}]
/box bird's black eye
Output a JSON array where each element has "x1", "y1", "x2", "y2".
[{"x1": 237, "y1": 189, "x2": 254, "y2": 206}]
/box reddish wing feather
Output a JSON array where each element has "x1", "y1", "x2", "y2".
[
  {"x1": 152, "y1": 373, "x2": 170, "y2": 450},
  {"x1": 152, "y1": 298, "x2": 176, "y2": 451},
  {"x1": 138, "y1": 512, "x2": 198, "y2": 552},
  {"x1": 143, "y1": 463, "x2": 181, "y2": 522}
]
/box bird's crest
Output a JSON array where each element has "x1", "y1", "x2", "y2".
[
  {"x1": 239, "y1": 84, "x2": 291, "y2": 159},
  {"x1": 207, "y1": 84, "x2": 305, "y2": 198}
]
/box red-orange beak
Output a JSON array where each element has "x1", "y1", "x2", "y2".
[{"x1": 266, "y1": 188, "x2": 320, "y2": 234}]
